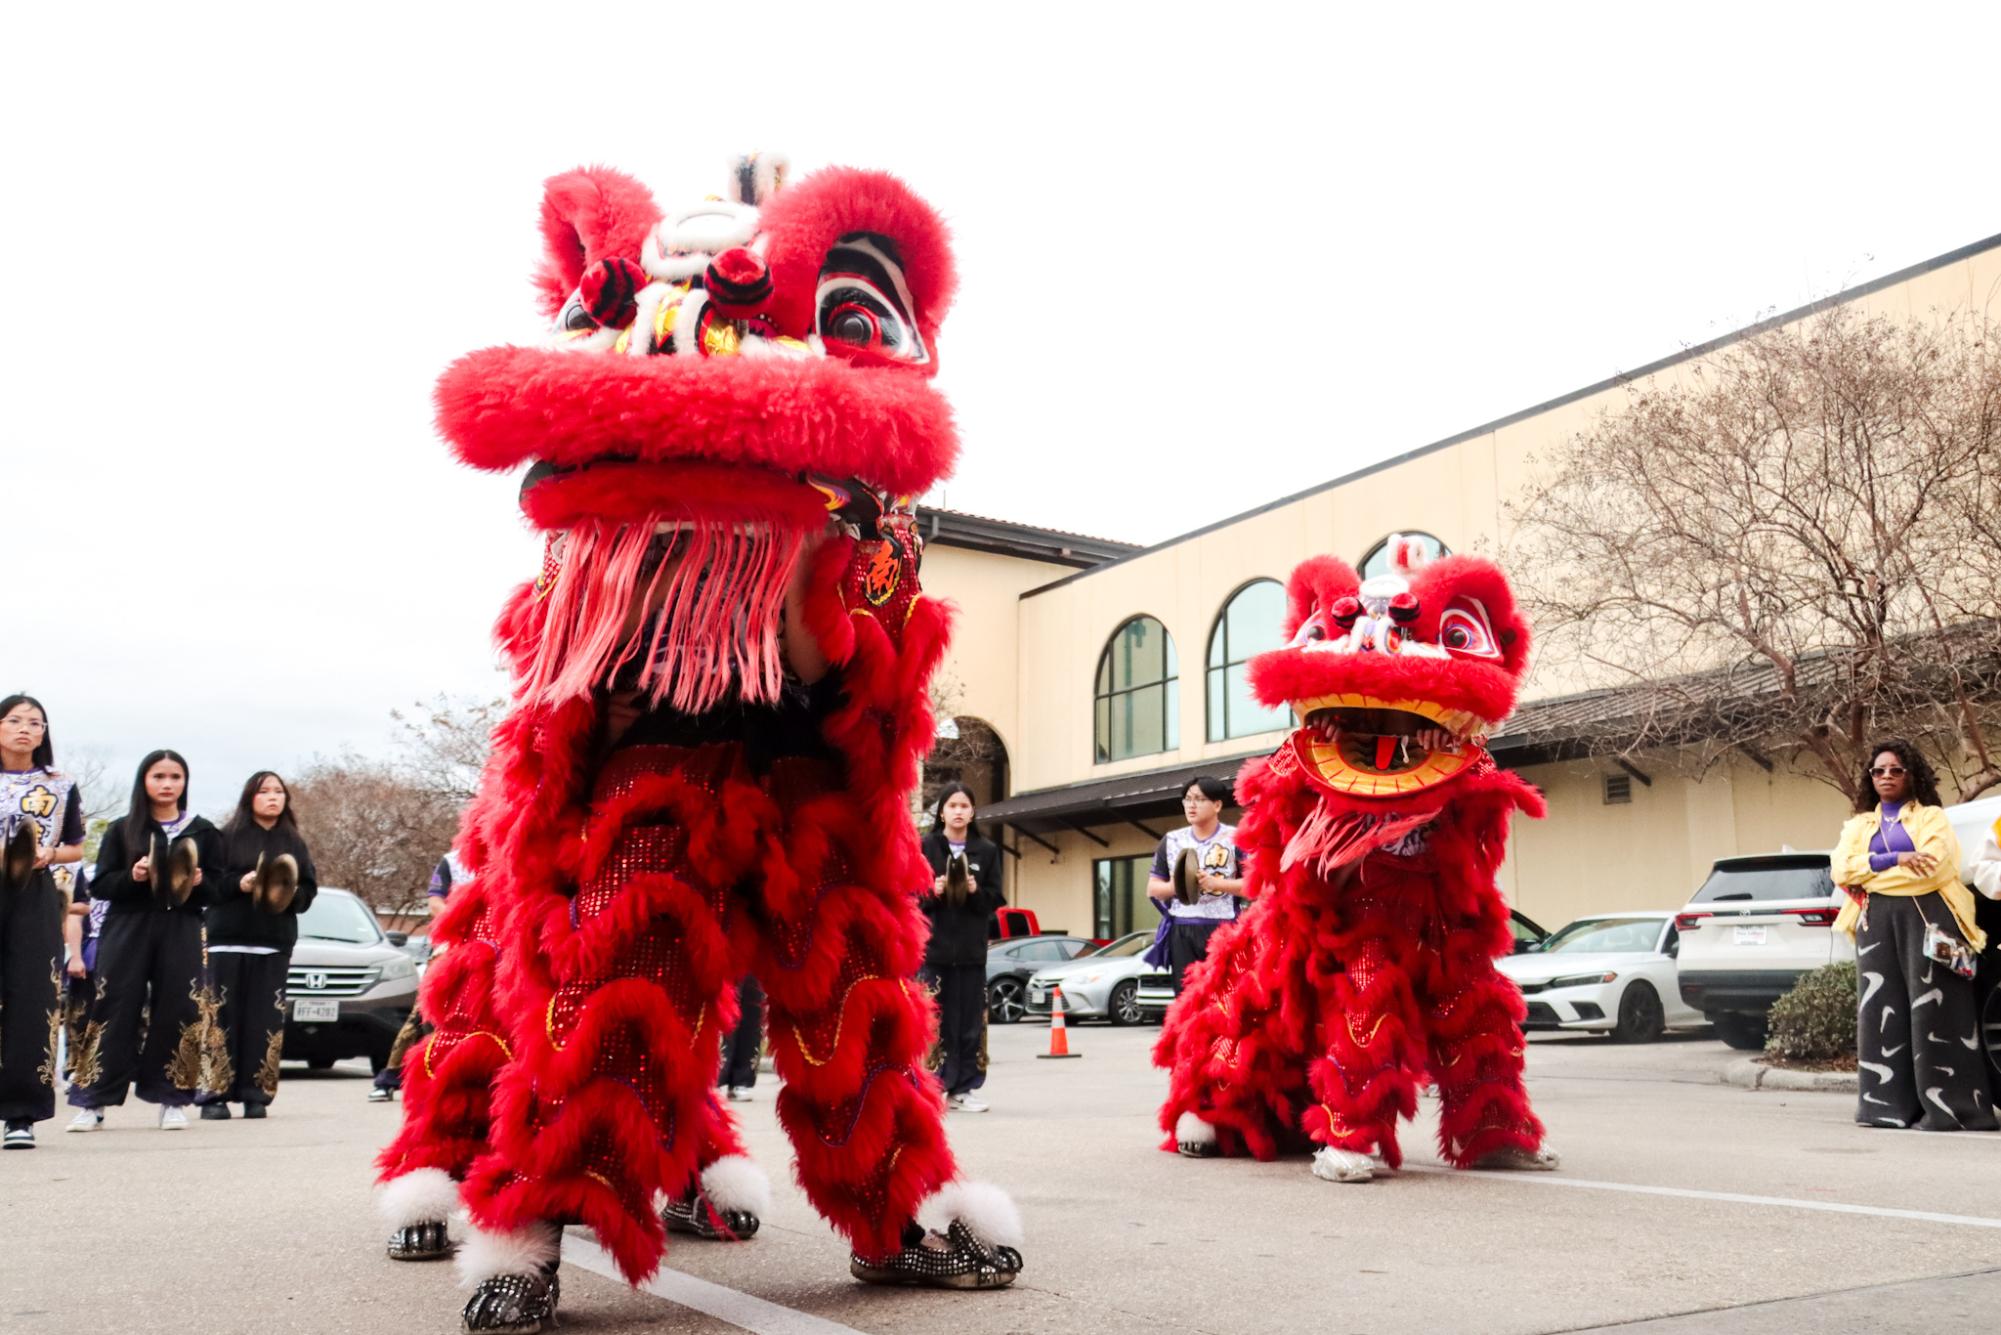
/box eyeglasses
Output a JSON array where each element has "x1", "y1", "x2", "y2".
[{"x1": 1870, "y1": 766, "x2": 1907, "y2": 778}]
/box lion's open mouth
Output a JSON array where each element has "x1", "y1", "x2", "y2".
[{"x1": 1290, "y1": 692, "x2": 1492, "y2": 797}]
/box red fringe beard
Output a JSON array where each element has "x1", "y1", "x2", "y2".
[{"x1": 522, "y1": 518, "x2": 807, "y2": 714}]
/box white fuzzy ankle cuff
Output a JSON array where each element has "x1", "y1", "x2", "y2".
[
  {"x1": 455, "y1": 1223, "x2": 560, "y2": 1288},
  {"x1": 375, "y1": 1167, "x2": 462, "y2": 1230},
  {"x1": 916, "y1": 1180, "x2": 1023, "y2": 1250},
  {"x1": 1175, "y1": 1112, "x2": 1218, "y2": 1146},
  {"x1": 701, "y1": 1154, "x2": 771, "y2": 1216}
]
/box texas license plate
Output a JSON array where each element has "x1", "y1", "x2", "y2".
[
  {"x1": 1733, "y1": 925, "x2": 1768, "y2": 946},
  {"x1": 293, "y1": 999, "x2": 339, "y2": 1023}
]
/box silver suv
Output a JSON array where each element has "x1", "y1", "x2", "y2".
[{"x1": 284, "y1": 888, "x2": 421, "y2": 1072}]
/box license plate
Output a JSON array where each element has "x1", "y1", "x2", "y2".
[
  {"x1": 293, "y1": 998, "x2": 340, "y2": 1023},
  {"x1": 1028, "y1": 987, "x2": 1046, "y2": 1003},
  {"x1": 1733, "y1": 925, "x2": 1768, "y2": 946}
]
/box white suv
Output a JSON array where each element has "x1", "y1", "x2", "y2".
[{"x1": 1674, "y1": 853, "x2": 1846, "y2": 1050}]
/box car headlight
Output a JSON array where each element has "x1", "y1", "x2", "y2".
[
  {"x1": 1072, "y1": 971, "x2": 1104, "y2": 985},
  {"x1": 379, "y1": 956, "x2": 417, "y2": 981},
  {"x1": 1548, "y1": 972, "x2": 1617, "y2": 988}
]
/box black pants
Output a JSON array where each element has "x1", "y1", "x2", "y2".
[
  {"x1": 1169, "y1": 919, "x2": 1227, "y2": 995},
  {"x1": 0, "y1": 872, "x2": 64, "y2": 1125},
  {"x1": 374, "y1": 1007, "x2": 431, "y2": 1092},
  {"x1": 200, "y1": 950, "x2": 290, "y2": 1106},
  {"x1": 70, "y1": 910, "x2": 212, "y2": 1109},
  {"x1": 1856, "y1": 894, "x2": 1998, "y2": 1131},
  {"x1": 718, "y1": 975, "x2": 764, "y2": 1089},
  {"x1": 922, "y1": 963, "x2": 987, "y2": 1097}
]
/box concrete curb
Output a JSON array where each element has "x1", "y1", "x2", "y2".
[{"x1": 1720, "y1": 1056, "x2": 1858, "y2": 1092}]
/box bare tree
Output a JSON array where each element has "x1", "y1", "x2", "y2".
[
  {"x1": 292, "y1": 695, "x2": 503, "y2": 919},
  {"x1": 1508, "y1": 307, "x2": 2001, "y2": 798}
]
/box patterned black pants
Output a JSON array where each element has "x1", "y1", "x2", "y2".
[
  {"x1": 69, "y1": 910, "x2": 211, "y2": 1109},
  {"x1": 200, "y1": 950, "x2": 291, "y2": 1106},
  {"x1": 0, "y1": 872, "x2": 63, "y2": 1124},
  {"x1": 1855, "y1": 894, "x2": 1998, "y2": 1131}
]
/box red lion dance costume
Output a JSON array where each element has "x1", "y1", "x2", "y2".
[
  {"x1": 1156, "y1": 537, "x2": 1559, "y2": 1184},
  {"x1": 372, "y1": 155, "x2": 1023, "y2": 1334}
]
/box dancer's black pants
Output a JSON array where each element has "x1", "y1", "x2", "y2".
[
  {"x1": 69, "y1": 909, "x2": 210, "y2": 1109},
  {"x1": 921, "y1": 963, "x2": 987, "y2": 1097},
  {"x1": 1169, "y1": 919, "x2": 1227, "y2": 995},
  {"x1": 718, "y1": 975, "x2": 764, "y2": 1089},
  {"x1": 0, "y1": 872, "x2": 63, "y2": 1124},
  {"x1": 1856, "y1": 893, "x2": 1998, "y2": 1131},
  {"x1": 200, "y1": 950, "x2": 291, "y2": 1106}
]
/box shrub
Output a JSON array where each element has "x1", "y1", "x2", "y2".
[{"x1": 1764, "y1": 961, "x2": 1858, "y2": 1064}]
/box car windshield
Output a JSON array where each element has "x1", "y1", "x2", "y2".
[
  {"x1": 297, "y1": 893, "x2": 383, "y2": 945},
  {"x1": 1691, "y1": 861, "x2": 1834, "y2": 903},
  {"x1": 1540, "y1": 918, "x2": 1661, "y2": 954},
  {"x1": 1081, "y1": 932, "x2": 1152, "y2": 959}
]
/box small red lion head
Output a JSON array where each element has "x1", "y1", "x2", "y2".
[{"x1": 1248, "y1": 538, "x2": 1530, "y2": 800}]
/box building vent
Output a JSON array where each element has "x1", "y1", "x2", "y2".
[{"x1": 1603, "y1": 773, "x2": 1632, "y2": 805}]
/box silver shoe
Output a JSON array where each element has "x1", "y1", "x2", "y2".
[
  {"x1": 461, "y1": 1268, "x2": 559, "y2": 1333},
  {"x1": 661, "y1": 1188, "x2": 759, "y2": 1241},
  {"x1": 851, "y1": 1220, "x2": 1022, "y2": 1290},
  {"x1": 386, "y1": 1219, "x2": 453, "y2": 1261}
]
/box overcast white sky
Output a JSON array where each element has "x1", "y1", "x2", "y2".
[{"x1": 7, "y1": 2, "x2": 1997, "y2": 814}]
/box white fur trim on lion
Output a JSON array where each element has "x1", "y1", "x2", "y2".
[
  {"x1": 915, "y1": 1180, "x2": 1023, "y2": 1250},
  {"x1": 699, "y1": 1154, "x2": 772, "y2": 1217},
  {"x1": 454, "y1": 1221, "x2": 560, "y2": 1288},
  {"x1": 1175, "y1": 1112, "x2": 1218, "y2": 1147},
  {"x1": 375, "y1": 1167, "x2": 463, "y2": 1230}
]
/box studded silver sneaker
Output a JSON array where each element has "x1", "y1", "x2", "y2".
[
  {"x1": 461, "y1": 1267, "x2": 559, "y2": 1333},
  {"x1": 386, "y1": 1219, "x2": 453, "y2": 1261},
  {"x1": 661, "y1": 1188, "x2": 760, "y2": 1241},
  {"x1": 851, "y1": 1220, "x2": 1022, "y2": 1290}
]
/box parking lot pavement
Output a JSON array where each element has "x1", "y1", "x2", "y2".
[{"x1": 5, "y1": 1023, "x2": 1998, "y2": 1335}]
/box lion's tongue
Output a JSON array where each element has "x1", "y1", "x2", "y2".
[{"x1": 1375, "y1": 736, "x2": 1397, "y2": 770}]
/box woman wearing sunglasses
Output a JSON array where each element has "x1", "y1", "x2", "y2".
[{"x1": 1831, "y1": 739, "x2": 1994, "y2": 1131}]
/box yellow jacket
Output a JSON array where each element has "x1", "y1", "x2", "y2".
[{"x1": 1829, "y1": 802, "x2": 1985, "y2": 952}]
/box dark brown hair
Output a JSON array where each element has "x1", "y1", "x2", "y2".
[{"x1": 1853, "y1": 738, "x2": 1942, "y2": 812}]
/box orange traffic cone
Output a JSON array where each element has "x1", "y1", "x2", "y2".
[{"x1": 1038, "y1": 985, "x2": 1082, "y2": 1059}]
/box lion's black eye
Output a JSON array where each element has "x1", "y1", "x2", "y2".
[
  {"x1": 816, "y1": 234, "x2": 926, "y2": 365},
  {"x1": 562, "y1": 302, "x2": 597, "y2": 332}
]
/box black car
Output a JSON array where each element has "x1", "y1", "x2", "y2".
[{"x1": 986, "y1": 935, "x2": 1095, "y2": 1023}]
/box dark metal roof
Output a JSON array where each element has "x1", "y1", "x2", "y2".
[
  {"x1": 917, "y1": 506, "x2": 1140, "y2": 570},
  {"x1": 981, "y1": 750, "x2": 1270, "y2": 832}
]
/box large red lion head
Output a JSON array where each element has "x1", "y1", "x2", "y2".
[
  {"x1": 434, "y1": 155, "x2": 957, "y2": 712},
  {"x1": 1249, "y1": 537, "x2": 1530, "y2": 802}
]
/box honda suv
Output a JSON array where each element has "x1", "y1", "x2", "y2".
[
  {"x1": 284, "y1": 887, "x2": 421, "y2": 1071},
  {"x1": 1674, "y1": 853, "x2": 1846, "y2": 1049}
]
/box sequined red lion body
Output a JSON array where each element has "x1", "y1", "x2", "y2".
[
  {"x1": 373, "y1": 156, "x2": 1022, "y2": 1330},
  {"x1": 1156, "y1": 539, "x2": 1555, "y2": 1182}
]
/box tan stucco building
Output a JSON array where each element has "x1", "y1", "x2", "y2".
[{"x1": 917, "y1": 231, "x2": 2001, "y2": 939}]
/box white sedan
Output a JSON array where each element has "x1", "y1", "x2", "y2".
[{"x1": 1497, "y1": 912, "x2": 1705, "y2": 1043}]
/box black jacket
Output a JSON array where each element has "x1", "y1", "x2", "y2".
[
  {"x1": 90, "y1": 813, "x2": 225, "y2": 916},
  {"x1": 204, "y1": 822, "x2": 320, "y2": 949},
  {"x1": 919, "y1": 831, "x2": 1006, "y2": 968}
]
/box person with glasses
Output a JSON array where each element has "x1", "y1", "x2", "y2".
[{"x1": 1831, "y1": 739, "x2": 1995, "y2": 1131}]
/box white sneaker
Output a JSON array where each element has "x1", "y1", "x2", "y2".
[
  {"x1": 949, "y1": 1094, "x2": 990, "y2": 1113},
  {"x1": 158, "y1": 1106, "x2": 189, "y2": 1131},
  {"x1": 367, "y1": 1086, "x2": 394, "y2": 1103},
  {"x1": 725, "y1": 1086, "x2": 753, "y2": 1102},
  {"x1": 66, "y1": 1109, "x2": 103, "y2": 1133},
  {"x1": 1310, "y1": 1146, "x2": 1378, "y2": 1183}
]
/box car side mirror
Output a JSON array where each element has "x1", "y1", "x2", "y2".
[
  {"x1": 1666, "y1": 938, "x2": 1680, "y2": 959},
  {"x1": 386, "y1": 931, "x2": 408, "y2": 947}
]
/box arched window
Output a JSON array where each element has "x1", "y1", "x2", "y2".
[
  {"x1": 1094, "y1": 616, "x2": 1179, "y2": 763},
  {"x1": 1206, "y1": 579, "x2": 1292, "y2": 741},
  {"x1": 1358, "y1": 531, "x2": 1449, "y2": 578}
]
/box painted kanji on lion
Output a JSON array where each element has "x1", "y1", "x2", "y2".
[
  {"x1": 374, "y1": 154, "x2": 1024, "y2": 1335},
  {"x1": 1156, "y1": 536, "x2": 1557, "y2": 1184}
]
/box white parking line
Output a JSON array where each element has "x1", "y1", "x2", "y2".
[
  {"x1": 564, "y1": 1234, "x2": 873, "y2": 1335},
  {"x1": 1402, "y1": 1165, "x2": 2001, "y2": 1229}
]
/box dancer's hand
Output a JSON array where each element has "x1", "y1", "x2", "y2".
[
  {"x1": 241, "y1": 872, "x2": 258, "y2": 894},
  {"x1": 1897, "y1": 850, "x2": 1938, "y2": 875},
  {"x1": 34, "y1": 845, "x2": 53, "y2": 869},
  {"x1": 66, "y1": 955, "x2": 87, "y2": 979},
  {"x1": 1414, "y1": 727, "x2": 1458, "y2": 754},
  {"x1": 133, "y1": 857, "x2": 151, "y2": 884}
]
